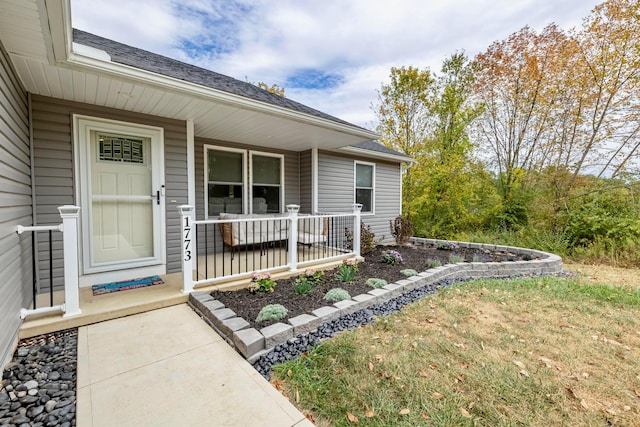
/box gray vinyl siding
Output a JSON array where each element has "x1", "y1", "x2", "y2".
[
  {"x1": 317, "y1": 151, "x2": 401, "y2": 244},
  {"x1": 299, "y1": 150, "x2": 312, "y2": 213},
  {"x1": 0, "y1": 43, "x2": 31, "y2": 368},
  {"x1": 30, "y1": 95, "x2": 187, "y2": 284}
]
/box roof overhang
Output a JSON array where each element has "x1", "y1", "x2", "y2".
[
  {"x1": 337, "y1": 146, "x2": 416, "y2": 164},
  {"x1": 0, "y1": 0, "x2": 379, "y2": 152}
]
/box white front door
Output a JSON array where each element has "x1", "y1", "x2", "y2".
[{"x1": 75, "y1": 116, "x2": 165, "y2": 281}]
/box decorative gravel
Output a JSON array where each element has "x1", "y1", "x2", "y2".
[{"x1": 1, "y1": 329, "x2": 77, "y2": 426}]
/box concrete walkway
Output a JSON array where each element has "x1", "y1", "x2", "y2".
[{"x1": 76, "y1": 304, "x2": 313, "y2": 426}]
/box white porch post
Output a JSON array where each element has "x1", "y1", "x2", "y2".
[
  {"x1": 287, "y1": 204, "x2": 300, "y2": 271},
  {"x1": 352, "y1": 204, "x2": 362, "y2": 257},
  {"x1": 58, "y1": 205, "x2": 81, "y2": 317},
  {"x1": 178, "y1": 205, "x2": 195, "y2": 293}
]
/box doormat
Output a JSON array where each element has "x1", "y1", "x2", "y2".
[{"x1": 92, "y1": 275, "x2": 164, "y2": 296}]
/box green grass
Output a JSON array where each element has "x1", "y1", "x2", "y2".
[{"x1": 272, "y1": 276, "x2": 640, "y2": 426}]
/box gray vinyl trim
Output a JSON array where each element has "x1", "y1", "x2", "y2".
[
  {"x1": 0, "y1": 42, "x2": 31, "y2": 368},
  {"x1": 30, "y1": 95, "x2": 188, "y2": 283},
  {"x1": 317, "y1": 150, "x2": 401, "y2": 244}
]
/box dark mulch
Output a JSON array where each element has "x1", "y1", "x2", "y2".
[{"x1": 211, "y1": 244, "x2": 534, "y2": 329}]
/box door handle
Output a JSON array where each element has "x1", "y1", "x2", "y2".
[{"x1": 151, "y1": 190, "x2": 160, "y2": 205}]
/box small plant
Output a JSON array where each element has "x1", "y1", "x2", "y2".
[
  {"x1": 381, "y1": 250, "x2": 403, "y2": 265},
  {"x1": 345, "y1": 222, "x2": 378, "y2": 255},
  {"x1": 324, "y1": 288, "x2": 351, "y2": 302},
  {"x1": 472, "y1": 255, "x2": 485, "y2": 263},
  {"x1": 400, "y1": 269, "x2": 418, "y2": 277},
  {"x1": 449, "y1": 254, "x2": 465, "y2": 263},
  {"x1": 523, "y1": 253, "x2": 533, "y2": 261},
  {"x1": 436, "y1": 241, "x2": 458, "y2": 250},
  {"x1": 390, "y1": 215, "x2": 413, "y2": 245},
  {"x1": 255, "y1": 304, "x2": 288, "y2": 323},
  {"x1": 426, "y1": 259, "x2": 442, "y2": 269},
  {"x1": 366, "y1": 278, "x2": 387, "y2": 288},
  {"x1": 293, "y1": 269, "x2": 323, "y2": 295},
  {"x1": 249, "y1": 271, "x2": 277, "y2": 293},
  {"x1": 338, "y1": 259, "x2": 358, "y2": 283}
]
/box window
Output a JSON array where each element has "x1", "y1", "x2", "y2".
[
  {"x1": 250, "y1": 152, "x2": 283, "y2": 214},
  {"x1": 205, "y1": 146, "x2": 284, "y2": 217},
  {"x1": 355, "y1": 161, "x2": 375, "y2": 213},
  {"x1": 206, "y1": 147, "x2": 246, "y2": 216}
]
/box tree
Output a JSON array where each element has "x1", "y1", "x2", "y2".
[
  {"x1": 256, "y1": 82, "x2": 285, "y2": 97},
  {"x1": 373, "y1": 66, "x2": 436, "y2": 210}
]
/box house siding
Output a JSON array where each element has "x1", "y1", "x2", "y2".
[
  {"x1": 299, "y1": 150, "x2": 312, "y2": 213},
  {"x1": 317, "y1": 151, "x2": 401, "y2": 244},
  {"x1": 0, "y1": 43, "x2": 32, "y2": 368},
  {"x1": 30, "y1": 95, "x2": 187, "y2": 285}
]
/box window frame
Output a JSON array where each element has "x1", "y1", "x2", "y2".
[
  {"x1": 249, "y1": 150, "x2": 285, "y2": 214},
  {"x1": 354, "y1": 160, "x2": 375, "y2": 215},
  {"x1": 204, "y1": 145, "x2": 247, "y2": 218},
  {"x1": 204, "y1": 145, "x2": 286, "y2": 218}
]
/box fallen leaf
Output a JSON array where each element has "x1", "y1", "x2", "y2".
[
  {"x1": 346, "y1": 412, "x2": 359, "y2": 423},
  {"x1": 513, "y1": 360, "x2": 526, "y2": 370},
  {"x1": 580, "y1": 399, "x2": 589, "y2": 410},
  {"x1": 468, "y1": 402, "x2": 476, "y2": 410},
  {"x1": 459, "y1": 408, "x2": 472, "y2": 418},
  {"x1": 421, "y1": 412, "x2": 430, "y2": 420},
  {"x1": 368, "y1": 362, "x2": 374, "y2": 371},
  {"x1": 375, "y1": 354, "x2": 383, "y2": 362},
  {"x1": 399, "y1": 408, "x2": 410, "y2": 415},
  {"x1": 432, "y1": 392, "x2": 444, "y2": 399},
  {"x1": 429, "y1": 364, "x2": 438, "y2": 370},
  {"x1": 411, "y1": 341, "x2": 418, "y2": 349},
  {"x1": 295, "y1": 388, "x2": 300, "y2": 403},
  {"x1": 519, "y1": 370, "x2": 530, "y2": 378},
  {"x1": 305, "y1": 414, "x2": 315, "y2": 423},
  {"x1": 418, "y1": 369, "x2": 429, "y2": 378},
  {"x1": 335, "y1": 368, "x2": 341, "y2": 374},
  {"x1": 287, "y1": 369, "x2": 292, "y2": 377},
  {"x1": 538, "y1": 356, "x2": 554, "y2": 368},
  {"x1": 460, "y1": 361, "x2": 469, "y2": 369},
  {"x1": 635, "y1": 389, "x2": 640, "y2": 398},
  {"x1": 605, "y1": 408, "x2": 616, "y2": 415},
  {"x1": 365, "y1": 410, "x2": 374, "y2": 418},
  {"x1": 454, "y1": 342, "x2": 465, "y2": 348},
  {"x1": 457, "y1": 374, "x2": 464, "y2": 382},
  {"x1": 566, "y1": 388, "x2": 578, "y2": 399}
]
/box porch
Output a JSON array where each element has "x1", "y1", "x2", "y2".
[{"x1": 18, "y1": 204, "x2": 363, "y2": 337}]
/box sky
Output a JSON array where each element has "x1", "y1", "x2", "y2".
[{"x1": 70, "y1": 0, "x2": 603, "y2": 129}]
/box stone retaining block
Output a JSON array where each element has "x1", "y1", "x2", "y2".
[
  {"x1": 288, "y1": 314, "x2": 322, "y2": 336},
  {"x1": 260, "y1": 323, "x2": 293, "y2": 349}
]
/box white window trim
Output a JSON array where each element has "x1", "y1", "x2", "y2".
[
  {"x1": 204, "y1": 145, "x2": 248, "y2": 218},
  {"x1": 249, "y1": 150, "x2": 285, "y2": 214},
  {"x1": 354, "y1": 160, "x2": 375, "y2": 215}
]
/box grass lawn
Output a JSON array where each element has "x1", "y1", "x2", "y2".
[{"x1": 271, "y1": 267, "x2": 640, "y2": 426}]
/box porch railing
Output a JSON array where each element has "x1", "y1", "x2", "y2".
[
  {"x1": 16, "y1": 206, "x2": 81, "y2": 319},
  {"x1": 179, "y1": 204, "x2": 362, "y2": 292}
]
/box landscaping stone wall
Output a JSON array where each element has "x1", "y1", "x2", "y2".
[{"x1": 189, "y1": 239, "x2": 562, "y2": 363}]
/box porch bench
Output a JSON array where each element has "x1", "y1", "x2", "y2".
[{"x1": 218, "y1": 213, "x2": 328, "y2": 249}]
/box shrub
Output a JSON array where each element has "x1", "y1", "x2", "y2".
[
  {"x1": 324, "y1": 288, "x2": 351, "y2": 302},
  {"x1": 472, "y1": 255, "x2": 485, "y2": 263},
  {"x1": 381, "y1": 250, "x2": 403, "y2": 265},
  {"x1": 400, "y1": 269, "x2": 418, "y2": 277},
  {"x1": 436, "y1": 241, "x2": 458, "y2": 250},
  {"x1": 425, "y1": 259, "x2": 442, "y2": 269},
  {"x1": 338, "y1": 259, "x2": 358, "y2": 283},
  {"x1": 255, "y1": 304, "x2": 288, "y2": 323},
  {"x1": 449, "y1": 254, "x2": 465, "y2": 263},
  {"x1": 293, "y1": 268, "x2": 323, "y2": 295},
  {"x1": 366, "y1": 278, "x2": 388, "y2": 288},
  {"x1": 249, "y1": 272, "x2": 276, "y2": 293},
  {"x1": 390, "y1": 215, "x2": 413, "y2": 245},
  {"x1": 345, "y1": 222, "x2": 378, "y2": 255}
]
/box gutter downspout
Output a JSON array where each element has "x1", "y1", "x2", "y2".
[{"x1": 28, "y1": 93, "x2": 40, "y2": 300}]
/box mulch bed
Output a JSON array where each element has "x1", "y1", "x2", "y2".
[{"x1": 211, "y1": 244, "x2": 531, "y2": 329}]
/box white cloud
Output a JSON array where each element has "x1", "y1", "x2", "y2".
[{"x1": 71, "y1": 0, "x2": 602, "y2": 127}]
